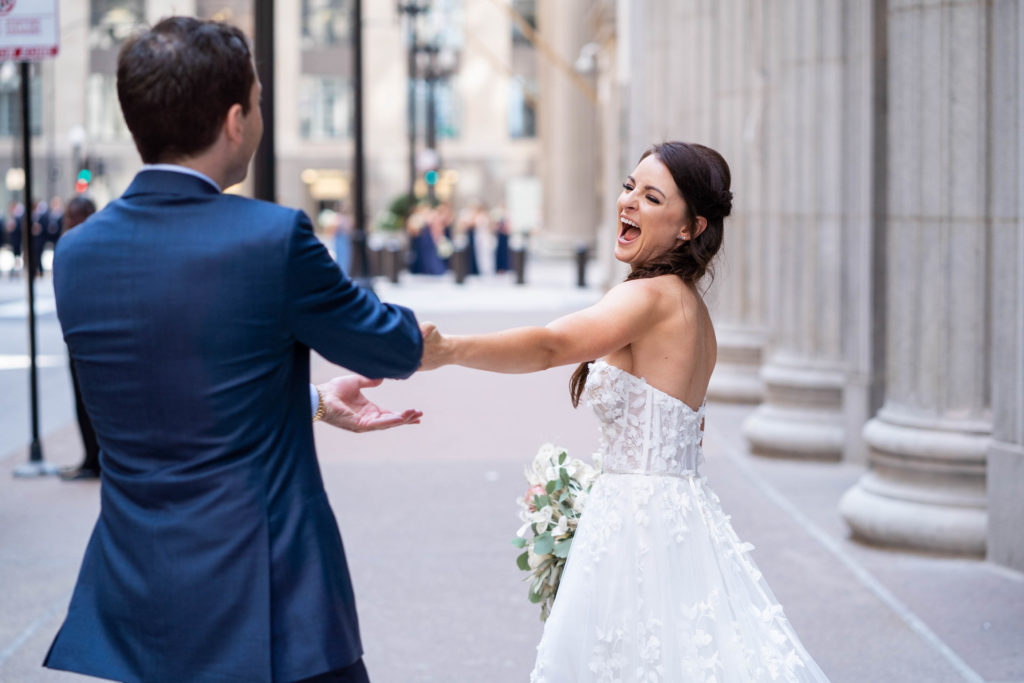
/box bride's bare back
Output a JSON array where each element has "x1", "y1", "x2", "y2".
[{"x1": 602, "y1": 275, "x2": 716, "y2": 412}]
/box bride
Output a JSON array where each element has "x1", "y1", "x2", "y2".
[{"x1": 419, "y1": 141, "x2": 829, "y2": 682}]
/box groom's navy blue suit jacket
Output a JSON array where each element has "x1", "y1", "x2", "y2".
[{"x1": 44, "y1": 170, "x2": 422, "y2": 683}]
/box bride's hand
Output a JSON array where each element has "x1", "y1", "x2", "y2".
[
  {"x1": 316, "y1": 375, "x2": 422, "y2": 432},
  {"x1": 418, "y1": 321, "x2": 450, "y2": 371}
]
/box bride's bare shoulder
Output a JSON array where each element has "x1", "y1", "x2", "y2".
[{"x1": 606, "y1": 275, "x2": 680, "y2": 299}]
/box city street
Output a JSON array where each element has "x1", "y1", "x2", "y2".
[{"x1": 1, "y1": 263, "x2": 1022, "y2": 683}]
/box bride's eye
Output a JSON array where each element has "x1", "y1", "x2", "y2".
[
  {"x1": 622, "y1": 182, "x2": 634, "y2": 191},
  {"x1": 647, "y1": 195, "x2": 660, "y2": 204}
]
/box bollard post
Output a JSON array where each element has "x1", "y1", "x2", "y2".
[
  {"x1": 387, "y1": 245, "x2": 402, "y2": 284},
  {"x1": 575, "y1": 243, "x2": 588, "y2": 288},
  {"x1": 349, "y1": 230, "x2": 367, "y2": 279},
  {"x1": 368, "y1": 244, "x2": 382, "y2": 279},
  {"x1": 453, "y1": 246, "x2": 468, "y2": 285},
  {"x1": 382, "y1": 244, "x2": 399, "y2": 283},
  {"x1": 511, "y1": 247, "x2": 527, "y2": 285}
]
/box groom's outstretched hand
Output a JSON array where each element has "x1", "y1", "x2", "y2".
[{"x1": 316, "y1": 375, "x2": 423, "y2": 432}]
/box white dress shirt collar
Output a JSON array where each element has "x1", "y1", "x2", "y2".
[{"x1": 140, "y1": 164, "x2": 221, "y2": 192}]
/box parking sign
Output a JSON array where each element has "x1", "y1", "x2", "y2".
[{"x1": 0, "y1": 0, "x2": 59, "y2": 61}]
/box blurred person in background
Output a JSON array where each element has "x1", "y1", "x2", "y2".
[
  {"x1": 30, "y1": 198, "x2": 49, "y2": 277},
  {"x1": 47, "y1": 196, "x2": 65, "y2": 247},
  {"x1": 5, "y1": 200, "x2": 25, "y2": 277},
  {"x1": 492, "y1": 204, "x2": 511, "y2": 274}
]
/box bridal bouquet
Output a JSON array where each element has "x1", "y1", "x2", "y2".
[{"x1": 512, "y1": 443, "x2": 600, "y2": 621}]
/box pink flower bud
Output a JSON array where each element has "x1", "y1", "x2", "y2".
[{"x1": 525, "y1": 484, "x2": 546, "y2": 511}]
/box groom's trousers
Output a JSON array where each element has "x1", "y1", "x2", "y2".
[{"x1": 295, "y1": 658, "x2": 370, "y2": 683}]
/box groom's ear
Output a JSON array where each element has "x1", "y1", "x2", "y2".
[{"x1": 223, "y1": 103, "x2": 246, "y2": 145}]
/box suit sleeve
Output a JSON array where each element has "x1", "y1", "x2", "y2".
[{"x1": 285, "y1": 211, "x2": 423, "y2": 379}]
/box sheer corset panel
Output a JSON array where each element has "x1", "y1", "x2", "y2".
[{"x1": 585, "y1": 360, "x2": 706, "y2": 478}]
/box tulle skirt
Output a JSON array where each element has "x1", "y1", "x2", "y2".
[{"x1": 530, "y1": 472, "x2": 830, "y2": 682}]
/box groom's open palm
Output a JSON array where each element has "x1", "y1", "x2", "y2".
[{"x1": 318, "y1": 375, "x2": 423, "y2": 432}]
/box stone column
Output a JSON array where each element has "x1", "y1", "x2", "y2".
[
  {"x1": 622, "y1": 0, "x2": 767, "y2": 403},
  {"x1": 703, "y1": 0, "x2": 769, "y2": 404},
  {"x1": 741, "y1": 0, "x2": 848, "y2": 460},
  {"x1": 838, "y1": 0, "x2": 886, "y2": 464},
  {"x1": 840, "y1": 0, "x2": 991, "y2": 555},
  {"x1": 536, "y1": 0, "x2": 600, "y2": 256},
  {"x1": 986, "y1": 0, "x2": 1024, "y2": 571}
]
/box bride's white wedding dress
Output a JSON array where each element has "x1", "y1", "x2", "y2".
[{"x1": 530, "y1": 360, "x2": 829, "y2": 682}]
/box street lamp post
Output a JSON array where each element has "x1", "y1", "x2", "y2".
[
  {"x1": 350, "y1": 0, "x2": 371, "y2": 284},
  {"x1": 424, "y1": 44, "x2": 437, "y2": 202},
  {"x1": 397, "y1": 1, "x2": 430, "y2": 204},
  {"x1": 253, "y1": 0, "x2": 276, "y2": 202}
]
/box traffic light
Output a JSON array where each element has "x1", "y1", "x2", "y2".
[
  {"x1": 424, "y1": 169, "x2": 438, "y2": 186},
  {"x1": 75, "y1": 168, "x2": 91, "y2": 194}
]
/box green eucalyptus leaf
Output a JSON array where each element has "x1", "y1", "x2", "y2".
[
  {"x1": 545, "y1": 480, "x2": 557, "y2": 495},
  {"x1": 553, "y1": 538, "x2": 573, "y2": 558},
  {"x1": 533, "y1": 532, "x2": 554, "y2": 556},
  {"x1": 516, "y1": 551, "x2": 530, "y2": 571},
  {"x1": 558, "y1": 451, "x2": 567, "y2": 465},
  {"x1": 511, "y1": 537, "x2": 526, "y2": 548},
  {"x1": 560, "y1": 468, "x2": 570, "y2": 487}
]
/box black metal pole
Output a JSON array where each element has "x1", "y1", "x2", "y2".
[
  {"x1": 351, "y1": 0, "x2": 372, "y2": 286},
  {"x1": 14, "y1": 61, "x2": 50, "y2": 477},
  {"x1": 425, "y1": 45, "x2": 437, "y2": 203},
  {"x1": 253, "y1": 0, "x2": 276, "y2": 202}
]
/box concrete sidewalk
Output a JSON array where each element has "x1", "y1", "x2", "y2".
[{"x1": 1, "y1": 264, "x2": 1022, "y2": 682}]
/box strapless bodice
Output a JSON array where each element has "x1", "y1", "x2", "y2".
[{"x1": 584, "y1": 360, "x2": 705, "y2": 478}]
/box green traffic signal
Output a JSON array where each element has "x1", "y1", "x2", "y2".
[
  {"x1": 424, "y1": 169, "x2": 438, "y2": 186},
  {"x1": 77, "y1": 168, "x2": 92, "y2": 183}
]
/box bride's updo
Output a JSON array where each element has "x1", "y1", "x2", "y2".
[{"x1": 569, "y1": 141, "x2": 732, "y2": 407}]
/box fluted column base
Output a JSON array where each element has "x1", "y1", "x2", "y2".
[
  {"x1": 839, "y1": 411, "x2": 989, "y2": 556},
  {"x1": 988, "y1": 440, "x2": 1024, "y2": 571},
  {"x1": 708, "y1": 327, "x2": 765, "y2": 404},
  {"x1": 741, "y1": 358, "x2": 845, "y2": 460}
]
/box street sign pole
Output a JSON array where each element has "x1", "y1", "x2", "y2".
[
  {"x1": 5, "y1": 0, "x2": 63, "y2": 477},
  {"x1": 13, "y1": 61, "x2": 56, "y2": 477}
]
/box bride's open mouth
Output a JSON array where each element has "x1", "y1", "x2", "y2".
[{"x1": 618, "y1": 216, "x2": 641, "y2": 245}]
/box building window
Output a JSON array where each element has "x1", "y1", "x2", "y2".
[
  {"x1": 0, "y1": 63, "x2": 41, "y2": 137},
  {"x1": 511, "y1": 0, "x2": 536, "y2": 44},
  {"x1": 303, "y1": 0, "x2": 351, "y2": 48},
  {"x1": 87, "y1": 74, "x2": 130, "y2": 141},
  {"x1": 299, "y1": 77, "x2": 352, "y2": 140},
  {"x1": 90, "y1": 0, "x2": 146, "y2": 50},
  {"x1": 196, "y1": 1, "x2": 254, "y2": 35},
  {"x1": 508, "y1": 78, "x2": 536, "y2": 139}
]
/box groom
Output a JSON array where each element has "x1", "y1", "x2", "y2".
[{"x1": 44, "y1": 17, "x2": 424, "y2": 683}]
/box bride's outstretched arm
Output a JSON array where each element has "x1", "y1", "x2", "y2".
[{"x1": 419, "y1": 278, "x2": 662, "y2": 373}]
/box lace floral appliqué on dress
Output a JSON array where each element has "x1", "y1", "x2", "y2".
[{"x1": 529, "y1": 361, "x2": 830, "y2": 682}]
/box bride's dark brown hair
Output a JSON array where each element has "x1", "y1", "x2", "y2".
[{"x1": 569, "y1": 141, "x2": 733, "y2": 407}]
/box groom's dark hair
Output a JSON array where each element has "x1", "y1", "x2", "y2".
[{"x1": 117, "y1": 16, "x2": 256, "y2": 163}]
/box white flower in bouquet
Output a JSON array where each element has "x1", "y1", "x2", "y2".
[
  {"x1": 551, "y1": 515, "x2": 570, "y2": 537},
  {"x1": 512, "y1": 443, "x2": 600, "y2": 621}
]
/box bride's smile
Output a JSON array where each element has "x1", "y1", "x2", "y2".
[
  {"x1": 617, "y1": 215, "x2": 641, "y2": 244},
  {"x1": 613, "y1": 153, "x2": 692, "y2": 266}
]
